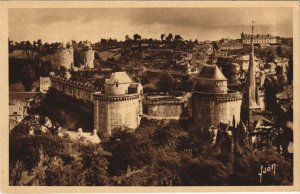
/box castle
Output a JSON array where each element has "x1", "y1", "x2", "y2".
[
  {"x1": 93, "y1": 72, "x2": 143, "y2": 138},
  {"x1": 51, "y1": 67, "x2": 243, "y2": 138},
  {"x1": 49, "y1": 23, "x2": 261, "y2": 138},
  {"x1": 50, "y1": 71, "x2": 143, "y2": 139},
  {"x1": 41, "y1": 44, "x2": 74, "y2": 70},
  {"x1": 42, "y1": 42, "x2": 95, "y2": 70},
  {"x1": 192, "y1": 65, "x2": 242, "y2": 129},
  {"x1": 74, "y1": 43, "x2": 95, "y2": 69}
]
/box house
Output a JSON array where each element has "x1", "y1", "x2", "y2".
[
  {"x1": 65, "y1": 129, "x2": 101, "y2": 144},
  {"x1": 241, "y1": 32, "x2": 278, "y2": 44},
  {"x1": 219, "y1": 40, "x2": 243, "y2": 51},
  {"x1": 263, "y1": 62, "x2": 277, "y2": 74},
  {"x1": 39, "y1": 76, "x2": 51, "y2": 94},
  {"x1": 9, "y1": 100, "x2": 27, "y2": 130},
  {"x1": 235, "y1": 54, "x2": 261, "y2": 72}
]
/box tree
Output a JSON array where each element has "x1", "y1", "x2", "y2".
[
  {"x1": 79, "y1": 143, "x2": 109, "y2": 185},
  {"x1": 177, "y1": 126, "x2": 213, "y2": 157},
  {"x1": 264, "y1": 77, "x2": 280, "y2": 114},
  {"x1": 100, "y1": 38, "x2": 107, "y2": 45},
  {"x1": 180, "y1": 155, "x2": 230, "y2": 185},
  {"x1": 161, "y1": 34, "x2": 166, "y2": 42},
  {"x1": 265, "y1": 49, "x2": 276, "y2": 64},
  {"x1": 275, "y1": 66, "x2": 287, "y2": 87},
  {"x1": 174, "y1": 35, "x2": 183, "y2": 42},
  {"x1": 21, "y1": 64, "x2": 36, "y2": 91},
  {"x1": 287, "y1": 56, "x2": 293, "y2": 84},
  {"x1": 39, "y1": 62, "x2": 52, "y2": 77},
  {"x1": 276, "y1": 45, "x2": 287, "y2": 58},
  {"x1": 58, "y1": 66, "x2": 67, "y2": 78},
  {"x1": 133, "y1": 34, "x2": 141, "y2": 41},
  {"x1": 231, "y1": 149, "x2": 293, "y2": 185},
  {"x1": 25, "y1": 41, "x2": 32, "y2": 50},
  {"x1": 180, "y1": 76, "x2": 195, "y2": 92},
  {"x1": 157, "y1": 72, "x2": 176, "y2": 92},
  {"x1": 37, "y1": 39, "x2": 43, "y2": 50},
  {"x1": 102, "y1": 129, "x2": 140, "y2": 176},
  {"x1": 166, "y1": 33, "x2": 173, "y2": 42},
  {"x1": 9, "y1": 122, "x2": 110, "y2": 186}
]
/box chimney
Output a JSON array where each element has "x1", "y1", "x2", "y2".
[{"x1": 93, "y1": 129, "x2": 97, "y2": 136}]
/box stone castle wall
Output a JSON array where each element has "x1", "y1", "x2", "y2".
[
  {"x1": 50, "y1": 75, "x2": 99, "y2": 103},
  {"x1": 43, "y1": 48, "x2": 74, "y2": 69},
  {"x1": 192, "y1": 92, "x2": 242, "y2": 129},
  {"x1": 196, "y1": 80, "x2": 227, "y2": 94},
  {"x1": 74, "y1": 49, "x2": 95, "y2": 68},
  {"x1": 143, "y1": 96, "x2": 187, "y2": 119},
  {"x1": 93, "y1": 94, "x2": 141, "y2": 138},
  {"x1": 146, "y1": 104, "x2": 183, "y2": 119}
]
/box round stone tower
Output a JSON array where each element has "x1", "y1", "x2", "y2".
[
  {"x1": 74, "y1": 48, "x2": 95, "y2": 69},
  {"x1": 192, "y1": 65, "x2": 242, "y2": 129},
  {"x1": 93, "y1": 72, "x2": 143, "y2": 138},
  {"x1": 52, "y1": 46, "x2": 74, "y2": 70}
]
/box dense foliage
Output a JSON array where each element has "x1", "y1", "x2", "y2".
[{"x1": 10, "y1": 117, "x2": 293, "y2": 186}]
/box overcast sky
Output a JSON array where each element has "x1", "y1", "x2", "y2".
[{"x1": 9, "y1": 8, "x2": 293, "y2": 43}]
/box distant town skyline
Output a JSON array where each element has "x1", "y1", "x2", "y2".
[{"x1": 9, "y1": 7, "x2": 293, "y2": 43}]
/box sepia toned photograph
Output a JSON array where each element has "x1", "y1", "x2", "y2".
[{"x1": 1, "y1": 1, "x2": 298, "y2": 191}]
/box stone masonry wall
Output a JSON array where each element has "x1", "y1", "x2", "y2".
[
  {"x1": 74, "y1": 49, "x2": 95, "y2": 68},
  {"x1": 43, "y1": 48, "x2": 74, "y2": 70},
  {"x1": 192, "y1": 93, "x2": 242, "y2": 129},
  {"x1": 146, "y1": 104, "x2": 183, "y2": 119},
  {"x1": 50, "y1": 76, "x2": 97, "y2": 103},
  {"x1": 94, "y1": 95, "x2": 140, "y2": 138}
]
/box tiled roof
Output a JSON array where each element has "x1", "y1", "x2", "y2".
[
  {"x1": 198, "y1": 65, "x2": 227, "y2": 81},
  {"x1": 40, "y1": 77, "x2": 50, "y2": 82},
  {"x1": 128, "y1": 83, "x2": 139, "y2": 88},
  {"x1": 105, "y1": 72, "x2": 133, "y2": 84},
  {"x1": 243, "y1": 34, "x2": 275, "y2": 39}
]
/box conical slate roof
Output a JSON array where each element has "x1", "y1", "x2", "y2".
[
  {"x1": 105, "y1": 72, "x2": 133, "y2": 84},
  {"x1": 198, "y1": 65, "x2": 227, "y2": 81}
]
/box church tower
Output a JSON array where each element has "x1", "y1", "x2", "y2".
[{"x1": 241, "y1": 21, "x2": 261, "y2": 129}]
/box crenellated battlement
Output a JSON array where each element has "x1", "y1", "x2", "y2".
[
  {"x1": 50, "y1": 75, "x2": 100, "y2": 104},
  {"x1": 50, "y1": 75, "x2": 100, "y2": 92},
  {"x1": 93, "y1": 93, "x2": 140, "y2": 101},
  {"x1": 193, "y1": 91, "x2": 242, "y2": 102},
  {"x1": 143, "y1": 96, "x2": 184, "y2": 105}
]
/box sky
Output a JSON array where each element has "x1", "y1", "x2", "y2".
[{"x1": 9, "y1": 8, "x2": 293, "y2": 43}]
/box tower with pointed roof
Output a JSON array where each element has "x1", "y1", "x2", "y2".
[
  {"x1": 93, "y1": 72, "x2": 143, "y2": 138},
  {"x1": 192, "y1": 64, "x2": 242, "y2": 129},
  {"x1": 241, "y1": 21, "x2": 261, "y2": 129}
]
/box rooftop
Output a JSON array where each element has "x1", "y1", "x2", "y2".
[
  {"x1": 128, "y1": 83, "x2": 140, "y2": 88},
  {"x1": 198, "y1": 65, "x2": 227, "y2": 81},
  {"x1": 105, "y1": 72, "x2": 133, "y2": 85},
  {"x1": 236, "y1": 55, "x2": 260, "y2": 61},
  {"x1": 243, "y1": 34, "x2": 275, "y2": 39}
]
